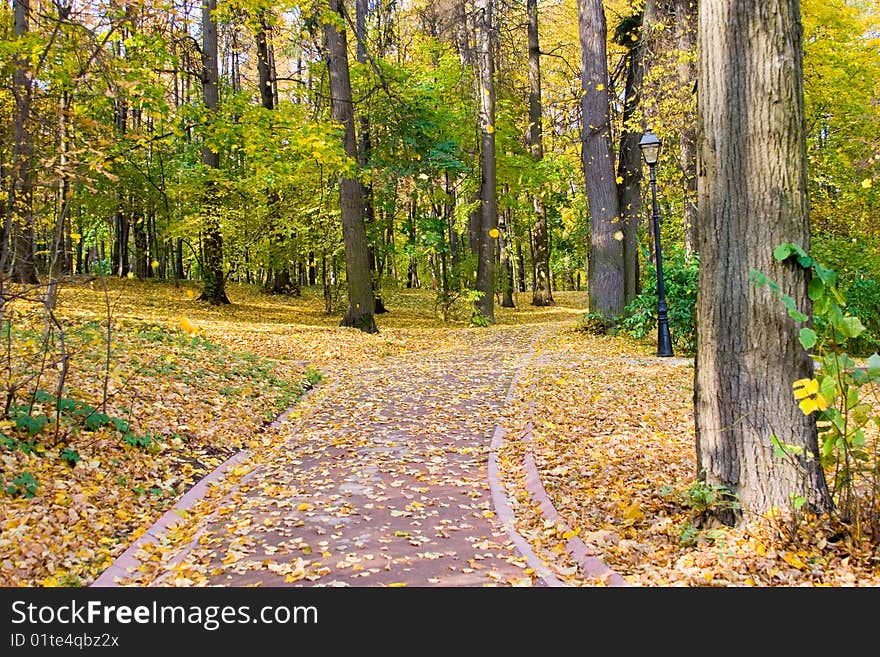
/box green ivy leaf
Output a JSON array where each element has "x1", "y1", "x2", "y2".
[
  {"x1": 799, "y1": 327, "x2": 817, "y2": 350},
  {"x1": 836, "y1": 316, "x2": 865, "y2": 338},
  {"x1": 807, "y1": 277, "x2": 825, "y2": 301}
]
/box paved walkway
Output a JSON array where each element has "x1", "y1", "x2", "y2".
[{"x1": 94, "y1": 323, "x2": 621, "y2": 587}]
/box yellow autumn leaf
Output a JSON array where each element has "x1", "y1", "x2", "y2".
[
  {"x1": 616, "y1": 175, "x2": 624, "y2": 184},
  {"x1": 179, "y1": 317, "x2": 197, "y2": 336},
  {"x1": 596, "y1": 83, "x2": 605, "y2": 91},
  {"x1": 781, "y1": 551, "x2": 806, "y2": 569},
  {"x1": 792, "y1": 378, "x2": 818, "y2": 399},
  {"x1": 486, "y1": 124, "x2": 494, "y2": 134},
  {"x1": 798, "y1": 397, "x2": 819, "y2": 415},
  {"x1": 862, "y1": 178, "x2": 873, "y2": 189},
  {"x1": 297, "y1": 502, "x2": 311, "y2": 512},
  {"x1": 387, "y1": 582, "x2": 407, "y2": 587}
]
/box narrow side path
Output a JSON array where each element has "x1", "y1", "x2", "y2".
[{"x1": 104, "y1": 324, "x2": 565, "y2": 587}]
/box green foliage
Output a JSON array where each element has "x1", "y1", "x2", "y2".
[
  {"x1": 683, "y1": 481, "x2": 740, "y2": 515},
  {"x1": 123, "y1": 433, "x2": 155, "y2": 450},
  {"x1": 842, "y1": 275, "x2": 880, "y2": 356},
  {"x1": 303, "y1": 366, "x2": 324, "y2": 387},
  {"x1": 753, "y1": 243, "x2": 880, "y2": 536},
  {"x1": 5, "y1": 471, "x2": 39, "y2": 498},
  {"x1": 59, "y1": 448, "x2": 80, "y2": 467},
  {"x1": 574, "y1": 311, "x2": 614, "y2": 335},
  {"x1": 470, "y1": 309, "x2": 492, "y2": 328},
  {"x1": 620, "y1": 248, "x2": 699, "y2": 355}
]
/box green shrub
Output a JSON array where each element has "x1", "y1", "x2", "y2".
[
  {"x1": 574, "y1": 311, "x2": 614, "y2": 335},
  {"x1": 843, "y1": 275, "x2": 880, "y2": 356},
  {"x1": 620, "y1": 248, "x2": 699, "y2": 355}
]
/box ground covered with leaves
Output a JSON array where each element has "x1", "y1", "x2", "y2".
[
  {"x1": 2, "y1": 279, "x2": 878, "y2": 586},
  {"x1": 497, "y1": 330, "x2": 880, "y2": 586}
]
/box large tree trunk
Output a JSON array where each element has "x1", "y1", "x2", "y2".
[
  {"x1": 578, "y1": 0, "x2": 623, "y2": 321},
  {"x1": 198, "y1": 0, "x2": 230, "y2": 305},
  {"x1": 325, "y1": 0, "x2": 377, "y2": 333},
  {"x1": 527, "y1": 0, "x2": 554, "y2": 307},
  {"x1": 695, "y1": 0, "x2": 832, "y2": 523},
  {"x1": 675, "y1": 0, "x2": 698, "y2": 256},
  {"x1": 4, "y1": 0, "x2": 39, "y2": 284},
  {"x1": 474, "y1": 0, "x2": 497, "y2": 324},
  {"x1": 616, "y1": 1, "x2": 655, "y2": 306}
]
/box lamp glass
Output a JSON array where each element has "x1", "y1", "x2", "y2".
[{"x1": 639, "y1": 132, "x2": 662, "y2": 166}]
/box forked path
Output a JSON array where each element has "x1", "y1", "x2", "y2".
[{"x1": 113, "y1": 323, "x2": 563, "y2": 587}]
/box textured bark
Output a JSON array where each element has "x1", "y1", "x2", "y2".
[
  {"x1": 527, "y1": 0, "x2": 554, "y2": 307},
  {"x1": 257, "y1": 14, "x2": 297, "y2": 296},
  {"x1": 616, "y1": 1, "x2": 655, "y2": 306},
  {"x1": 325, "y1": 0, "x2": 377, "y2": 333},
  {"x1": 355, "y1": 0, "x2": 386, "y2": 314},
  {"x1": 474, "y1": 0, "x2": 497, "y2": 324},
  {"x1": 675, "y1": 0, "x2": 698, "y2": 256},
  {"x1": 500, "y1": 206, "x2": 515, "y2": 308},
  {"x1": 4, "y1": 0, "x2": 38, "y2": 284},
  {"x1": 695, "y1": 0, "x2": 832, "y2": 521},
  {"x1": 578, "y1": 0, "x2": 623, "y2": 320},
  {"x1": 198, "y1": 0, "x2": 230, "y2": 305}
]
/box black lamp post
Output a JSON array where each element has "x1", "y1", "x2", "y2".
[{"x1": 638, "y1": 130, "x2": 674, "y2": 357}]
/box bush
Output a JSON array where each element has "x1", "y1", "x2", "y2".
[
  {"x1": 574, "y1": 311, "x2": 614, "y2": 335},
  {"x1": 620, "y1": 248, "x2": 698, "y2": 355},
  {"x1": 843, "y1": 275, "x2": 880, "y2": 356}
]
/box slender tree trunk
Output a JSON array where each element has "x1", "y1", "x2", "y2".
[
  {"x1": 500, "y1": 206, "x2": 515, "y2": 307},
  {"x1": 675, "y1": 0, "x2": 698, "y2": 256},
  {"x1": 578, "y1": 0, "x2": 624, "y2": 321},
  {"x1": 4, "y1": 0, "x2": 38, "y2": 284},
  {"x1": 527, "y1": 0, "x2": 554, "y2": 306},
  {"x1": 256, "y1": 13, "x2": 296, "y2": 296},
  {"x1": 474, "y1": 0, "x2": 497, "y2": 323},
  {"x1": 695, "y1": 0, "x2": 832, "y2": 522},
  {"x1": 198, "y1": 0, "x2": 230, "y2": 304},
  {"x1": 617, "y1": 1, "x2": 655, "y2": 306},
  {"x1": 355, "y1": 0, "x2": 386, "y2": 314},
  {"x1": 325, "y1": 0, "x2": 377, "y2": 333}
]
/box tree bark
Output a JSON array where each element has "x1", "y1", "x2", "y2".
[
  {"x1": 578, "y1": 0, "x2": 623, "y2": 321},
  {"x1": 325, "y1": 0, "x2": 377, "y2": 333},
  {"x1": 500, "y1": 206, "x2": 515, "y2": 308},
  {"x1": 675, "y1": 0, "x2": 698, "y2": 256},
  {"x1": 474, "y1": 0, "x2": 497, "y2": 323},
  {"x1": 527, "y1": 0, "x2": 554, "y2": 307},
  {"x1": 4, "y1": 0, "x2": 39, "y2": 284},
  {"x1": 198, "y1": 0, "x2": 230, "y2": 305},
  {"x1": 617, "y1": 1, "x2": 655, "y2": 306},
  {"x1": 695, "y1": 0, "x2": 832, "y2": 522}
]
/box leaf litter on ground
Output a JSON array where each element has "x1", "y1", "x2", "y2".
[{"x1": 2, "y1": 278, "x2": 878, "y2": 587}]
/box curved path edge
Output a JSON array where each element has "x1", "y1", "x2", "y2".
[
  {"x1": 487, "y1": 329, "x2": 631, "y2": 588},
  {"x1": 90, "y1": 386, "x2": 327, "y2": 587}
]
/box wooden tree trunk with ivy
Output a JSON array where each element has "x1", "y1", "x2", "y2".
[
  {"x1": 527, "y1": 0, "x2": 554, "y2": 307},
  {"x1": 695, "y1": 0, "x2": 832, "y2": 522},
  {"x1": 325, "y1": 0, "x2": 377, "y2": 333},
  {"x1": 198, "y1": 0, "x2": 230, "y2": 305},
  {"x1": 578, "y1": 0, "x2": 623, "y2": 321}
]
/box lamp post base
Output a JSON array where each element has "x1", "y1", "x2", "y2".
[{"x1": 657, "y1": 317, "x2": 674, "y2": 357}]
